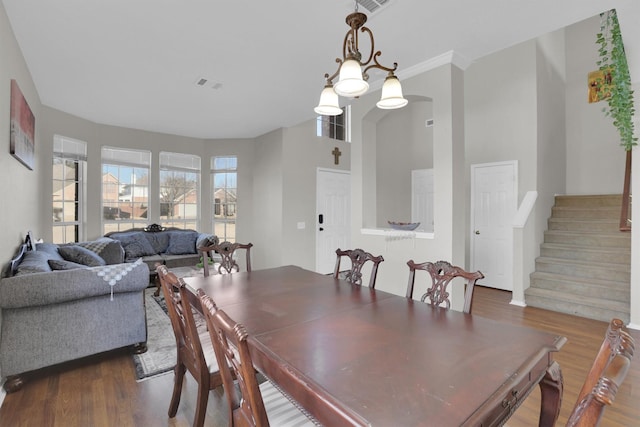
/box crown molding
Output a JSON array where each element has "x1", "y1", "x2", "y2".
[{"x1": 398, "y1": 50, "x2": 473, "y2": 81}]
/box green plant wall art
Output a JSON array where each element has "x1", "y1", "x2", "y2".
[{"x1": 595, "y1": 9, "x2": 637, "y2": 151}]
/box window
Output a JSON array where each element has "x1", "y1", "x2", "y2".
[
  {"x1": 160, "y1": 152, "x2": 200, "y2": 230},
  {"x1": 211, "y1": 156, "x2": 237, "y2": 242},
  {"x1": 101, "y1": 147, "x2": 151, "y2": 234},
  {"x1": 52, "y1": 135, "x2": 87, "y2": 243},
  {"x1": 316, "y1": 106, "x2": 349, "y2": 141}
]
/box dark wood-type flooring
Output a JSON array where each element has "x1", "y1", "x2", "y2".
[{"x1": 1, "y1": 286, "x2": 638, "y2": 426}]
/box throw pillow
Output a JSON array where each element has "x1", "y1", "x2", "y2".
[
  {"x1": 58, "y1": 245, "x2": 106, "y2": 267},
  {"x1": 117, "y1": 233, "x2": 156, "y2": 259},
  {"x1": 165, "y1": 231, "x2": 198, "y2": 255},
  {"x1": 48, "y1": 259, "x2": 87, "y2": 270}
]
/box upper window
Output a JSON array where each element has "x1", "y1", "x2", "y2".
[
  {"x1": 211, "y1": 156, "x2": 237, "y2": 242},
  {"x1": 316, "y1": 106, "x2": 349, "y2": 141},
  {"x1": 160, "y1": 152, "x2": 201, "y2": 230},
  {"x1": 101, "y1": 147, "x2": 151, "y2": 234},
  {"x1": 52, "y1": 135, "x2": 87, "y2": 243}
]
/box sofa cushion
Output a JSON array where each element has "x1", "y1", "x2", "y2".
[
  {"x1": 48, "y1": 259, "x2": 88, "y2": 270},
  {"x1": 164, "y1": 231, "x2": 198, "y2": 255},
  {"x1": 58, "y1": 245, "x2": 106, "y2": 267},
  {"x1": 144, "y1": 232, "x2": 170, "y2": 254},
  {"x1": 35, "y1": 243, "x2": 64, "y2": 258},
  {"x1": 15, "y1": 251, "x2": 54, "y2": 275},
  {"x1": 114, "y1": 233, "x2": 157, "y2": 260}
]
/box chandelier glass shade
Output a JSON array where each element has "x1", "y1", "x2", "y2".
[{"x1": 315, "y1": 2, "x2": 407, "y2": 116}]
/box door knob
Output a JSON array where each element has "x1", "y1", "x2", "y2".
[{"x1": 475, "y1": 230, "x2": 480, "y2": 235}]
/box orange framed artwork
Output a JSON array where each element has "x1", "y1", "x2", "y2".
[
  {"x1": 9, "y1": 79, "x2": 35, "y2": 170},
  {"x1": 587, "y1": 68, "x2": 613, "y2": 104}
]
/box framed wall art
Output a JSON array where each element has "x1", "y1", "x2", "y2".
[{"x1": 9, "y1": 79, "x2": 35, "y2": 170}]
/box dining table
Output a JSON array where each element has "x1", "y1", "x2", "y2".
[{"x1": 182, "y1": 265, "x2": 567, "y2": 427}]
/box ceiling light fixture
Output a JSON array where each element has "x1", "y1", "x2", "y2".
[{"x1": 314, "y1": 0, "x2": 408, "y2": 116}]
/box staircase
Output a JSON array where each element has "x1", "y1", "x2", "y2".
[{"x1": 525, "y1": 194, "x2": 631, "y2": 323}]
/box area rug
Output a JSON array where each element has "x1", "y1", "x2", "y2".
[{"x1": 132, "y1": 288, "x2": 177, "y2": 381}]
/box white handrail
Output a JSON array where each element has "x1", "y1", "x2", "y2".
[{"x1": 513, "y1": 191, "x2": 538, "y2": 228}]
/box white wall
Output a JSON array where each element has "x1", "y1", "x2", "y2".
[
  {"x1": 375, "y1": 100, "x2": 433, "y2": 228},
  {"x1": 350, "y1": 64, "x2": 467, "y2": 305},
  {"x1": 281, "y1": 119, "x2": 350, "y2": 271}
]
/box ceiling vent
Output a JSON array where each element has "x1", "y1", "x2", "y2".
[
  {"x1": 194, "y1": 77, "x2": 222, "y2": 90},
  {"x1": 358, "y1": 0, "x2": 390, "y2": 14}
]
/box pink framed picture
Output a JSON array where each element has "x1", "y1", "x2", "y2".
[{"x1": 10, "y1": 79, "x2": 35, "y2": 170}]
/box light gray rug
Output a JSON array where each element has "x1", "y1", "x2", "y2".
[{"x1": 132, "y1": 288, "x2": 176, "y2": 381}]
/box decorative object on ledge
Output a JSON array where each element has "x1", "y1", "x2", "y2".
[
  {"x1": 144, "y1": 223, "x2": 166, "y2": 233},
  {"x1": 388, "y1": 221, "x2": 420, "y2": 231},
  {"x1": 9, "y1": 79, "x2": 35, "y2": 170},
  {"x1": 314, "y1": 0, "x2": 408, "y2": 116}
]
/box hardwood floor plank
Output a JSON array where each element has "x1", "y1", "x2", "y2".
[{"x1": 0, "y1": 286, "x2": 638, "y2": 426}]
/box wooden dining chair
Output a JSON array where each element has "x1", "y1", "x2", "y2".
[
  {"x1": 198, "y1": 241, "x2": 253, "y2": 276},
  {"x1": 565, "y1": 318, "x2": 635, "y2": 427},
  {"x1": 156, "y1": 265, "x2": 222, "y2": 427},
  {"x1": 333, "y1": 248, "x2": 384, "y2": 289},
  {"x1": 198, "y1": 289, "x2": 319, "y2": 427},
  {"x1": 405, "y1": 260, "x2": 484, "y2": 314}
]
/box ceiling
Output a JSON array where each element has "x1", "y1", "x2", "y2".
[{"x1": 3, "y1": 0, "x2": 639, "y2": 140}]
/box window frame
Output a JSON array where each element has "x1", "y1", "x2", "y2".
[
  {"x1": 159, "y1": 151, "x2": 201, "y2": 230},
  {"x1": 52, "y1": 135, "x2": 87, "y2": 243},
  {"x1": 211, "y1": 156, "x2": 238, "y2": 243},
  {"x1": 101, "y1": 146, "x2": 152, "y2": 234}
]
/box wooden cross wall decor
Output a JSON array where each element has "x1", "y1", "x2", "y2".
[{"x1": 332, "y1": 147, "x2": 342, "y2": 165}]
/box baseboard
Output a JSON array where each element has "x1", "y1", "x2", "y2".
[
  {"x1": 627, "y1": 322, "x2": 640, "y2": 331},
  {"x1": 0, "y1": 378, "x2": 6, "y2": 408},
  {"x1": 509, "y1": 299, "x2": 527, "y2": 307}
]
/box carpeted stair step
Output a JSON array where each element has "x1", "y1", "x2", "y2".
[
  {"x1": 543, "y1": 230, "x2": 630, "y2": 248},
  {"x1": 550, "y1": 206, "x2": 621, "y2": 220},
  {"x1": 547, "y1": 217, "x2": 620, "y2": 233},
  {"x1": 529, "y1": 271, "x2": 629, "y2": 302},
  {"x1": 525, "y1": 287, "x2": 629, "y2": 323},
  {"x1": 539, "y1": 243, "x2": 630, "y2": 265},
  {"x1": 534, "y1": 256, "x2": 630, "y2": 282},
  {"x1": 553, "y1": 194, "x2": 622, "y2": 208}
]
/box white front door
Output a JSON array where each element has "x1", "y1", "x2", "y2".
[
  {"x1": 411, "y1": 169, "x2": 434, "y2": 233},
  {"x1": 470, "y1": 161, "x2": 517, "y2": 291},
  {"x1": 316, "y1": 168, "x2": 351, "y2": 274}
]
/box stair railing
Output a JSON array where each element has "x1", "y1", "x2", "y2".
[{"x1": 620, "y1": 150, "x2": 631, "y2": 231}]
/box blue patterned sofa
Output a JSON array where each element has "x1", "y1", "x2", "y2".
[
  {"x1": 0, "y1": 238, "x2": 149, "y2": 392},
  {"x1": 104, "y1": 223, "x2": 218, "y2": 272}
]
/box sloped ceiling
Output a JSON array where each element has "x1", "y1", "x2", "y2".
[{"x1": 3, "y1": 0, "x2": 639, "y2": 139}]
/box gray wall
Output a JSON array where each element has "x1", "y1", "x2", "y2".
[
  {"x1": 0, "y1": 2, "x2": 42, "y2": 384},
  {"x1": 565, "y1": 15, "x2": 625, "y2": 195},
  {"x1": 0, "y1": 4, "x2": 42, "y2": 263}
]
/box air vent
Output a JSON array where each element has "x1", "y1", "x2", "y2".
[
  {"x1": 358, "y1": 0, "x2": 390, "y2": 14},
  {"x1": 194, "y1": 77, "x2": 222, "y2": 90}
]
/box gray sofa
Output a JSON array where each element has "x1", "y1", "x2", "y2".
[
  {"x1": 104, "y1": 224, "x2": 218, "y2": 272},
  {"x1": 0, "y1": 238, "x2": 149, "y2": 392}
]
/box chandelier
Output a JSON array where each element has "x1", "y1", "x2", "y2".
[{"x1": 314, "y1": 1, "x2": 408, "y2": 116}]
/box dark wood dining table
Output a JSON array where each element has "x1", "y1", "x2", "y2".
[{"x1": 183, "y1": 265, "x2": 566, "y2": 427}]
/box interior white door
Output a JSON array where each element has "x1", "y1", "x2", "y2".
[
  {"x1": 411, "y1": 169, "x2": 434, "y2": 233},
  {"x1": 316, "y1": 168, "x2": 351, "y2": 274},
  {"x1": 470, "y1": 161, "x2": 517, "y2": 291}
]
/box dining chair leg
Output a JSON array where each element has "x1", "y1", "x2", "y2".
[
  {"x1": 169, "y1": 363, "x2": 186, "y2": 417},
  {"x1": 193, "y1": 380, "x2": 210, "y2": 427}
]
